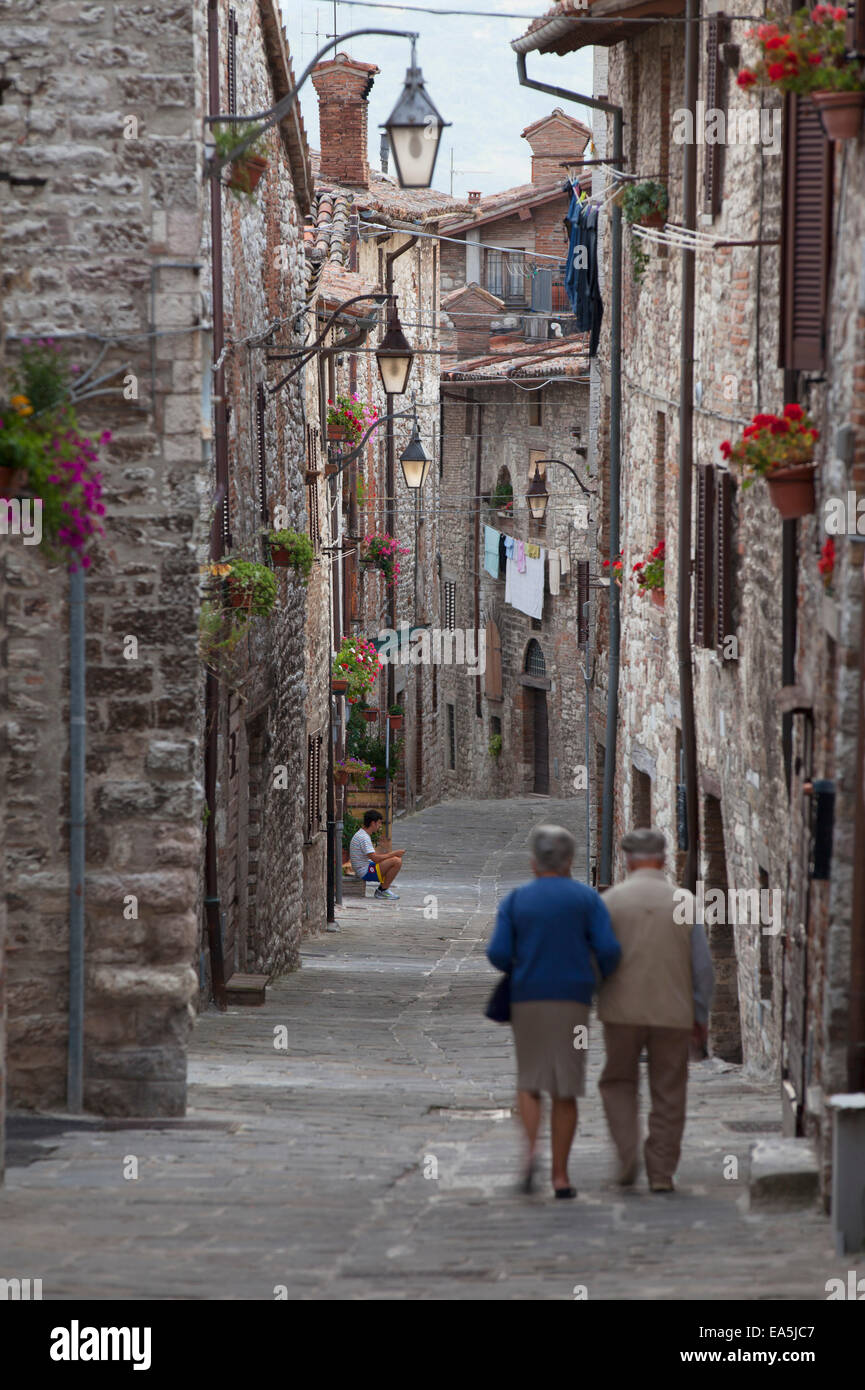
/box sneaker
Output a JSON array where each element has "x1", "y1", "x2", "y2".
[{"x1": 374, "y1": 888, "x2": 399, "y2": 900}]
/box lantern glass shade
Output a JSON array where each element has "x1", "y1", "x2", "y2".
[
  {"x1": 526, "y1": 472, "x2": 549, "y2": 522},
  {"x1": 400, "y1": 428, "x2": 431, "y2": 490},
  {"x1": 376, "y1": 314, "x2": 414, "y2": 395},
  {"x1": 382, "y1": 63, "x2": 450, "y2": 190}
]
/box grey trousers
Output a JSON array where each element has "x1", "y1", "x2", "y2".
[{"x1": 599, "y1": 1023, "x2": 691, "y2": 1185}]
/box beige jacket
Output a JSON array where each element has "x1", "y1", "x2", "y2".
[{"x1": 597, "y1": 869, "x2": 696, "y2": 1029}]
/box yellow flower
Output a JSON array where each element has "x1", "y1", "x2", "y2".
[
  {"x1": 10, "y1": 394, "x2": 33, "y2": 416},
  {"x1": 201, "y1": 561, "x2": 233, "y2": 577}
]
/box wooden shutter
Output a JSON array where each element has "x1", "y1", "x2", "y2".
[
  {"x1": 305, "y1": 422, "x2": 320, "y2": 475},
  {"x1": 846, "y1": 0, "x2": 865, "y2": 54},
  {"x1": 256, "y1": 383, "x2": 267, "y2": 524},
  {"x1": 307, "y1": 477, "x2": 320, "y2": 552},
  {"x1": 779, "y1": 94, "x2": 833, "y2": 371},
  {"x1": 695, "y1": 465, "x2": 715, "y2": 648},
  {"x1": 484, "y1": 620, "x2": 502, "y2": 699},
  {"x1": 715, "y1": 469, "x2": 735, "y2": 654},
  {"x1": 227, "y1": 7, "x2": 238, "y2": 116},
  {"x1": 306, "y1": 732, "x2": 322, "y2": 841},
  {"x1": 577, "y1": 560, "x2": 590, "y2": 644},
  {"x1": 703, "y1": 17, "x2": 727, "y2": 217}
]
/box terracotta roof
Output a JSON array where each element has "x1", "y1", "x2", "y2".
[
  {"x1": 314, "y1": 264, "x2": 381, "y2": 315},
  {"x1": 441, "y1": 283, "x2": 505, "y2": 311},
  {"x1": 512, "y1": 0, "x2": 683, "y2": 56},
  {"x1": 308, "y1": 151, "x2": 469, "y2": 223},
  {"x1": 438, "y1": 177, "x2": 588, "y2": 235},
  {"x1": 441, "y1": 336, "x2": 591, "y2": 382}
]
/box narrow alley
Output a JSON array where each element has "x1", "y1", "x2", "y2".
[{"x1": 0, "y1": 800, "x2": 846, "y2": 1301}]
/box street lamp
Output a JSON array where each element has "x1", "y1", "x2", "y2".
[
  {"x1": 399, "y1": 423, "x2": 431, "y2": 490},
  {"x1": 381, "y1": 40, "x2": 450, "y2": 189},
  {"x1": 207, "y1": 30, "x2": 448, "y2": 193},
  {"x1": 525, "y1": 456, "x2": 597, "y2": 522},
  {"x1": 376, "y1": 300, "x2": 415, "y2": 395}
]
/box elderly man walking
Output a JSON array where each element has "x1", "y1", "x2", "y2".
[{"x1": 598, "y1": 828, "x2": 714, "y2": 1193}]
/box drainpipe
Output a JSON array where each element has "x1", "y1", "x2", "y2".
[
  {"x1": 67, "y1": 567, "x2": 85, "y2": 1111},
  {"x1": 849, "y1": 562, "x2": 865, "y2": 1092},
  {"x1": 204, "y1": 0, "x2": 227, "y2": 1007},
  {"x1": 516, "y1": 52, "x2": 622, "y2": 888},
  {"x1": 679, "y1": 0, "x2": 701, "y2": 892},
  {"x1": 474, "y1": 396, "x2": 483, "y2": 717}
]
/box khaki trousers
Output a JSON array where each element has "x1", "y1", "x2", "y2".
[{"x1": 600, "y1": 1023, "x2": 691, "y2": 1185}]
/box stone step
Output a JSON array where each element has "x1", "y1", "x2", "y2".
[
  {"x1": 748, "y1": 1137, "x2": 819, "y2": 1208},
  {"x1": 224, "y1": 973, "x2": 269, "y2": 1006}
]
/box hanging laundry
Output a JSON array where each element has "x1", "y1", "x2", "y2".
[
  {"x1": 549, "y1": 549, "x2": 561, "y2": 596},
  {"x1": 565, "y1": 194, "x2": 604, "y2": 358},
  {"x1": 560, "y1": 545, "x2": 571, "y2": 577},
  {"x1": 503, "y1": 535, "x2": 515, "y2": 558},
  {"x1": 505, "y1": 547, "x2": 545, "y2": 620},
  {"x1": 516, "y1": 539, "x2": 526, "y2": 573},
  {"x1": 484, "y1": 525, "x2": 500, "y2": 579},
  {"x1": 526, "y1": 542, "x2": 541, "y2": 560},
  {"x1": 498, "y1": 532, "x2": 508, "y2": 574}
]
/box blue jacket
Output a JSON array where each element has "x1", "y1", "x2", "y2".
[{"x1": 487, "y1": 877, "x2": 621, "y2": 1004}]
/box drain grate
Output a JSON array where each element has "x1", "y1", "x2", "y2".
[{"x1": 428, "y1": 1106, "x2": 513, "y2": 1120}]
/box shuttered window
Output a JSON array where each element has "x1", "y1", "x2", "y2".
[
  {"x1": 484, "y1": 620, "x2": 503, "y2": 699},
  {"x1": 695, "y1": 465, "x2": 715, "y2": 649},
  {"x1": 779, "y1": 94, "x2": 833, "y2": 371},
  {"x1": 306, "y1": 731, "x2": 323, "y2": 842},
  {"x1": 846, "y1": 0, "x2": 865, "y2": 54},
  {"x1": 577, "y1": 560, "x2": 590, "y2": 644},
  {"x1": 227, "y1": 7, "x2": 238, "y2": 116},
  {"x1": 715, "y1": 469, "x2": 736, "y2": 655},
  {"x1": 443, "y1": 579, "x2": 456, "y2": 630},
  {"x1": 307, "y1": 479, "x2": 320, "y2": 553},
  {"x1": 703, "y1": 16, "x2": 728, "y2": 217},
  {"x1": 305, "y1": 422, "x2": 320, "y2": 475}
]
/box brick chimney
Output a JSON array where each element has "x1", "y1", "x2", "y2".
[
  {"x1": 521, "y1": 108, "x2": 591, "y2": 185},
  {"x1": 468, "y1": 190, "x2": 481, "y2": 203},
  {"x1": 312, "y1": 53, "x2": 380, "y2": 188}
]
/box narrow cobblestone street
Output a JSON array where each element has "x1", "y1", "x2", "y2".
[{"x1": 0, "y1": 799, "x2": 853, "y2": 1301}]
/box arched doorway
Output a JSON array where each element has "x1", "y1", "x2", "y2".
[{"x1": 524, "y1": 640, "x2": 549, "y2": 794}]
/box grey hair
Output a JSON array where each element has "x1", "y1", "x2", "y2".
[
  {"x1": 530, "y1": 824, "x2": 576, "y2": 874},
  {"x1": 621, "y1": 827, "x2": 666, "y2": 861}
]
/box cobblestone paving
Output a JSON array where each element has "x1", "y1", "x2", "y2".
[{"x1": 0, "y1": 798, "x2": 856, "y2": 1300}]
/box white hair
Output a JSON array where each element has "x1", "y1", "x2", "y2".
[{"x1": 530, "y1": 824, "x2": 575, "y2": 874}]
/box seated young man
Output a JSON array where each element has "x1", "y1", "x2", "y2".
[{"x1": 348, "y1": 810, "x2": 405, "y2": 901}]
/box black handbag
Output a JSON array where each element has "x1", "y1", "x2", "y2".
[{"x1": 484, "y1": 972, "x2": 511, "y2": 1024}]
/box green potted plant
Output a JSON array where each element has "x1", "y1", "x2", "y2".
[
  {"x1": 361, "y1": 532, "x2": 410, "y2": 589},
  {"x1": 621, "y1": 181, "x2": 668, "y2": 284},
  {"x1": 721, "y1": 404, "x2": 819, "y2": 519},
  {"x1": 334, "y1": 755, "x2": 374, "y2": 787},
  {"x1": 266, "y1": 528, "x2": 315, "y2": 581},
  {"x1": 326, "y1": 393, "x2": 378, "y2": 443},
  {"x1": 332, "y1": 635, "x2": 382, "y2": 704},
  {"x1": 631, "y1": 541, "x2": 666, "y2": 608},
  {"x1": 489, "y1": 733, "x2": 503, "y2": 758},
  {"x1": 388, "y1": 703, "x2": 404, "y2": 731},
  {"x1": 212, "y1": 121, "x2": 269, "y2": 197},
  {"x1": 216, "y1": 558, "x2": 278, "y2": 616},
  {"x1": 738, "y1": 7, "x2": 865, "y2": 140},
  {"x1": 490, "y1": 479, "x2": 513, "y2": 515}
]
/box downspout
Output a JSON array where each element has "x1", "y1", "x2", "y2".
[
  {"x1": 385, "y1": 235, "x2": 418, "y2": 726},
  {"x1": 679, "y1": 0, "x2": 700, "y2": 892},
  {"x1": 474, "y1": 396, "x2": 483, "y2": 718},
  {"x1": 849, "y1": 560, "x2": 865, "y2": 1092},
  {"x1": 516, "y1": 52, "x2": 622, "y2": 888},
  {"x1": 67, "y1": 567, "x2": 85, "y2": 1111},
  {"x1": 204, "y1": 0, "x2": 227, "y2": 1007}
]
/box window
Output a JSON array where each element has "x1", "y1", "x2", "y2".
[
  {"x1": 464, "y1": 401, "x2": 473, "y2": 436},
  {"x1": 256, "y1": 383, "x2": 267, "y2": 525},
  {"x1": 779, "y1": 94, "x2": 833, "y2": 370},
  {"x1": 227, "y1": 7, "x2": 238, "y2": 116},
  {"x1": 632, "y1": 767, "x2": 652, "y2": 829},
  {"x1": 528, "y1": 394, "x2": 543, "y2": 428},
  {"x1": 490, "y1": 715, "x2": 502, "y2": 737},
  {"x1": 446, "y1": 703, "x2": 456, "y2": 770},
  {"x1": 759, "y1": 867, "x2": 773, "y2": 1004},
  {"x1": 695, "y1": 464, "x2": 737, "y2": 655},
  {"x1": 524, "y1": 638, "x2": 545, "y2": 677},
  {"x1": 442, "y1": 579, "x2": 456, "y2": 630},
  {"x1": 577, "y1": 560, "x2": 590, "y2": 644},
  {"x1": 654, "y1": 411, "x2": 666, "y2": 542},
  {"x1": 484, "y1": 620, "x2": 502, "y2": 699},
  {"x1": 703, "y1": 16, "x2": 729, "y2": 217},
  {"x1": 307, "y1": 479, "x2": 320, "y2": 553},
  {"x1": 485, "y1": 249, "x2": 524, "y2": 302},
  {"x1": 305, "y1": 731, "x2": 323, "y2": 842}
]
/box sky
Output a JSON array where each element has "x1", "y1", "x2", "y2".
[{"x1": 280, "y1": 0, "x2": 595, "y2": 199}]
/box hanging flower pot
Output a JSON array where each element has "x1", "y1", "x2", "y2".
[
  {"x1": 327, "y1": 423, "x2": 350, "y2": 442},
  {"x1": 228, "y1": 154, "x2": 268, "y2": 195},
  {"x1": 811, "y1": 89, "x2": 865, "y2": 140},
  {"x1": 360, "y1": 707, "x2": 378, "y2": 723},
  {"x1": 0, "y1": 465, "x2": 21, "y2": 494},
  {"x1": 388, "y1": 705, "x2": 404, "y2": 730},
  {"x1": 332, "y1": 677, "x2": 349, "y2": 694},
  {"x1": 766, "y1": 463, "x2": 817, "y2": 520},
  {"x1": 334, "y1": 768, "x2": 350, "y2": 786},
  {"x1": 650, "y1": 588, "x2": 666, "y2": 609}
]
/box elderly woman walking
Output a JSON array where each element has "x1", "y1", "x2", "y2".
[{"x1": 486, "y1": 824, "x2": 621, "y2": 1198}]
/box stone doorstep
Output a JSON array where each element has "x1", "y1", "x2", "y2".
[
  {"x1": 748, "y1": 1137, "x2": 819, "y2": 1208},
  {"x1": 224, "y1": 974, "x2": 269, "y2": 1007}
]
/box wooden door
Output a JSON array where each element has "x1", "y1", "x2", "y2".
[{"x1": 532, "y1": 689, "x2": 549, "y2": 794}]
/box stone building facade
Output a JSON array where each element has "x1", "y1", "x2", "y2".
[{"x1": 513, "y1": 0, "x2": 865, "y2": 1196}]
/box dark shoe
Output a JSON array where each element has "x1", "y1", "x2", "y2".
[
  {"x1": 617, "y1": 1161, "x2": 638, "y2": 1186},
  {"x1": 517, "y1": 1159, "x2": 537, "y2": 1195},
  {"x1": 554, "y1": 1186, "x2": 577, "y2": 1199},
  {"x1": 649, "y1": 1180, "x2": 675, "y2": 1193}
]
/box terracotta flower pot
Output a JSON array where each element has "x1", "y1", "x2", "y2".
[
  {"x1": 228, "y1": 154, "x2": 268, "y2": 194},
  {"x1": 331, "y1": 677, "x2": 349, "y2": 693},
  {"x1": 388, "y1": 715, "x2": 404, "y2": 730},
  {"x1": 334, "y1": 770, "x2": 350, "y2": 786},
  {"x1": 650, "y1": 588, "x2": 665, "y2": 609},
  {"x1": 766, "y1": 464, "x2": 817, "y2": 521},
  {"x1": 227, "y1": 581, "x2": 252, "y2": 610},
  {"x1": 270, "y1": 546, "x2": 292, "y2": 567},
  {"x1": 812, "y1": 90, "x2": 865, "y2": 141},
  {"x1": 360, "y1": 708, "x2": 378, "y2": 723},
  {"x1": 327, "y1": 423, "x2": 351, "y2": 442},
  {"x1": 640, "y1": 209, "x2": 665, "y2": 228},
  {"x1": 0, "y1": 465, "x2": 21, "y2": 495}
]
